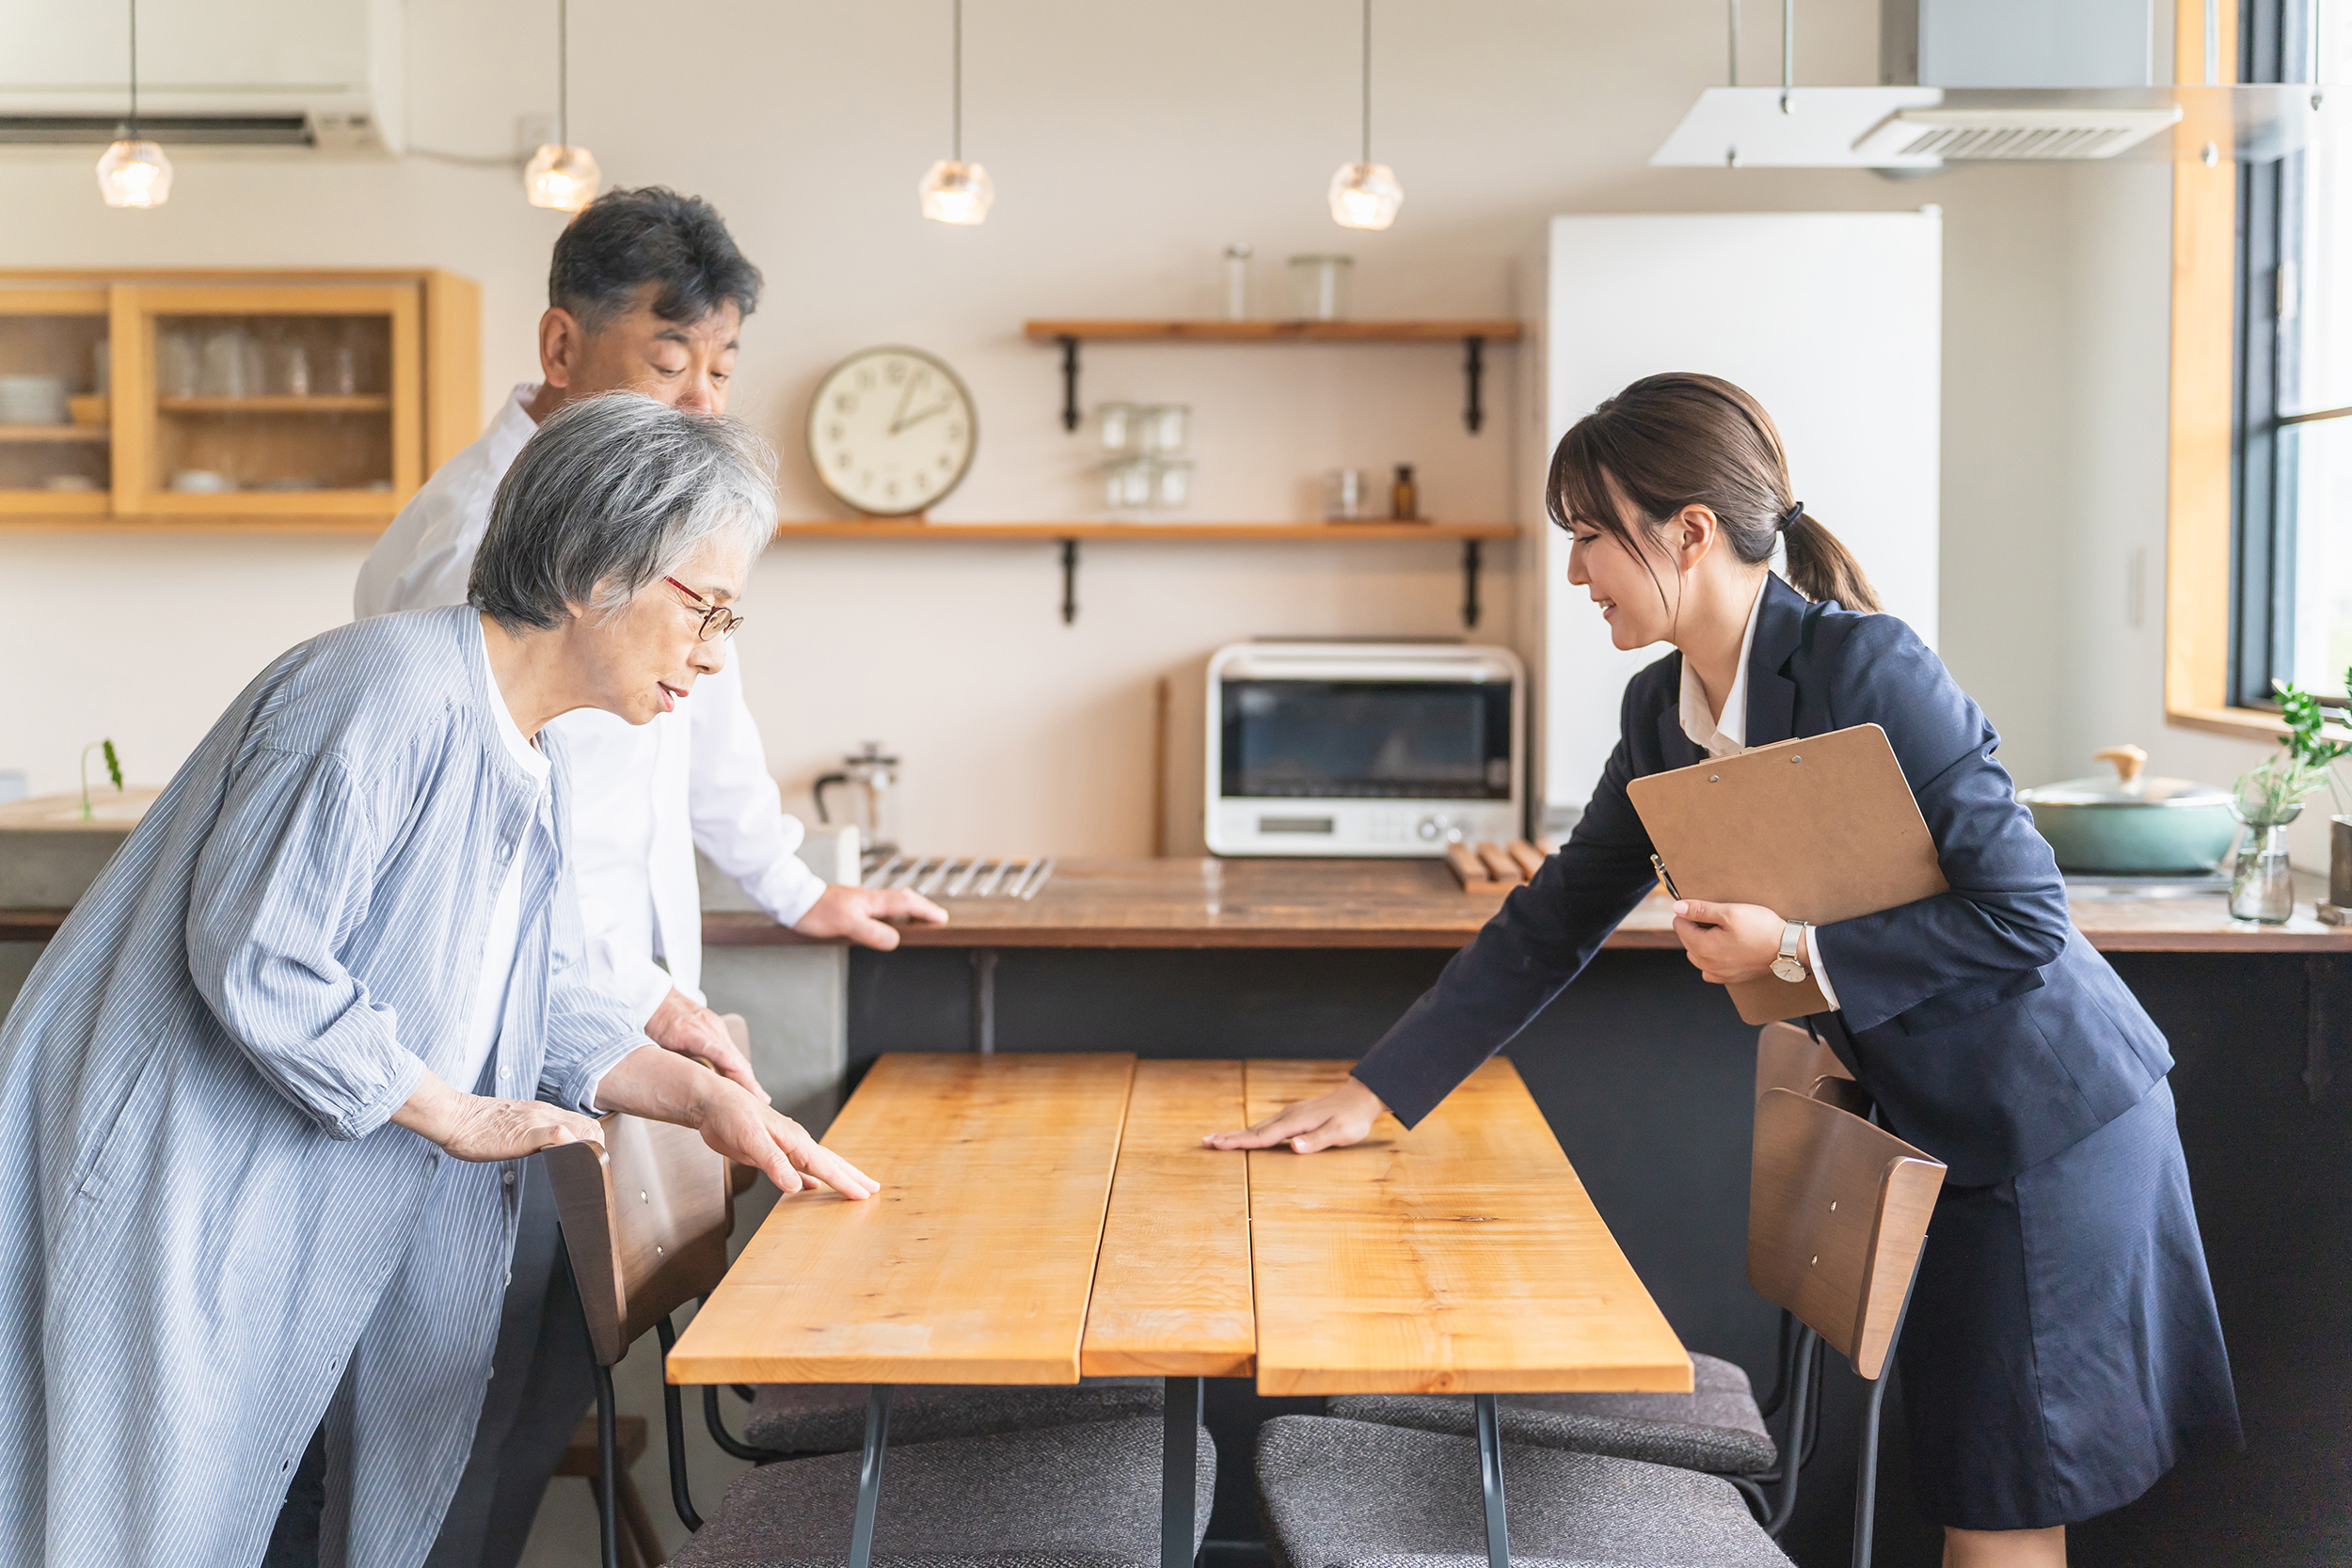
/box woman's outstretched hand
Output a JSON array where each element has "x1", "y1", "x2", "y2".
[
  {"x1": 594, "y1": 1042, "x2": 881, "y2": 1201},
  {"x1": 391, "y1": 1071, "x2": 606, "y2": 1161},
  {"x1": 1202, "y1": 1076, "x2": 1389, "y2": 1154},
  {"x1": 1670, "y1": 897, "x2": 1788, "y2": 985}
]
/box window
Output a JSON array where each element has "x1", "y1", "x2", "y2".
[{"x1": 2235, "y1": 0, "x2": 2352, "y2": 706}]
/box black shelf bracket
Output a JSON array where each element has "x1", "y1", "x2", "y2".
[
  {"x1": 1463, "y1": 334, "x2": 1487, "y2": 434},
  {"x1": 1057, "y1": 336, "x2": 1082, "y2": 432},
  {"x1": 1461, "y1": 539, "x2": 1484, "y2": 628},
  {"x1": 1060, "y1": 537, "x2": 1080, "y2": 624}
]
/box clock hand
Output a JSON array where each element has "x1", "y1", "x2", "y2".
[
  {"x1": 885, "y1": 370, "x2": 919, "y2": 435},
  {"x1": 890, "y1": 400, "x2": 955, "y2": 435}
]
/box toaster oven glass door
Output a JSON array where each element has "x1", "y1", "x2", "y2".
[{"x1": 1220, "y1": 680, "x2": 1514, "y2": 800}]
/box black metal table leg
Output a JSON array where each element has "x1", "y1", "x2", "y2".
[
  {"x1": 1475, "y1": 1392, "x2": 1509, "y2": 1568},
  {"x1": 849, "y1": 1384, "x2": 893, "y2": 1568},
  {"x1": 1161, "y1": 1375, "x2": 1202, "y2": 1568},
  {"x1": 970, "y1": 948, "x2": 998, "y2": 1053}
]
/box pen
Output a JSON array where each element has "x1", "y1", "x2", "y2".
[{"x1": 1649, "y1": 852, "x2": 1680, "y2": 900}]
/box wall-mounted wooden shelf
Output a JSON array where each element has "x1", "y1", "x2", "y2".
[
  {"x1": 771, "y1": 518, "x2": 1520, "y2": 626},
  {"x1": 0, "y1": 514, "x2": 384, "y2": 535},
  {"x1": 0, "y1": 426, "x2": 108, "y2": 443},
  {"x1": 1022, "y1": 318, "x2": 1524, "y2": 434},
  {"x1": 1023, "y1": 320, "x2": 1523, "y2": 342},
  {"x1": 770, "y1": 519, "x2": 1516, "y2": 543},
  {"x1": 157, "y1": 394, "x2": 393, "y2": 414}
]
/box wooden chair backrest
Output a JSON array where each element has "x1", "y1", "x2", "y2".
[
  {"x1": 1755, "y1": 1021, "x2": 1854, "y2": 1103},
  {"x1": 544, "y1": 1110, "x2": 734, "y2": 1368},
  {"x1": 1746, "y1": 1087, "x2": 1946, "y2": 1381}
]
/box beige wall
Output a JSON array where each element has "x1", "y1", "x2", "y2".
[{"x1": 0, "y1": 0, "x2": 2285, "y2": 858}]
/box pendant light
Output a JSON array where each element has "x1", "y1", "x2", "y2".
[
  {"x1": 920, "y1": 0, "x2": 993, "y2": 224},
  {"x1": 525, "y1": 0, "x2": 600, "y2": 213},
  {"x1": 96, "y1": 0, "x2": 170, "y2": 209},
  {"x1": 1327, "y1": 0, "x2": 1402, "y2": 230}
]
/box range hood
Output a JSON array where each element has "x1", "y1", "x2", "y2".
[{"x1": 1652, "y1": 0, "x2": 2340, "y2": 168}]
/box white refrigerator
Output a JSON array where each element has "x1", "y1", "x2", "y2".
[{"x1": 1522, "y1": 211, "x2": 1944, "y2": 835}]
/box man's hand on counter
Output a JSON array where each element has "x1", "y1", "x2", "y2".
[
  {"x1": 792, "y1": 882, "x2": 950, "y2": 950},
  {"x1": 644, "y1": 988, "x2": 769, "y2": 1101},
  {"x1": 1203, "y1": 1076, "x2": 1390, "y2": 1154}
]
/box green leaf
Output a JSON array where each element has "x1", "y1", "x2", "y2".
[{"x1": 101, "y1": 738, "x2": 121, "y2": 791}]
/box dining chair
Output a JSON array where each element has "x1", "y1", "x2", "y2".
[
  {"x1": 1323, "y1": 1022, "x2": 1864, "y2": 1525},
  {"x1": 542, "y1": 1101, "x2": 1215, "y2": 1568},
  {"x1": 1259, "y1": 1083, "x2": 1947, "y2": 1568}
]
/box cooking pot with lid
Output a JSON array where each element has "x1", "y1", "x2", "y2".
[{"x1": 2015, "y1": 745, "x2": 2239, "y2": 875}]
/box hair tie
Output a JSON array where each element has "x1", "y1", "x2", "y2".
[{"x1": 1776, "y1": 501, "x2": 1804, "y2": 533}]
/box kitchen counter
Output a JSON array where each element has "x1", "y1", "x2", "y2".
[
  {"x1": 695, "y1": 856, "x2": 2352, "y2": 953},
  {"x1": 7, "y1": 856, "x2": 2343, "y2": 952}
]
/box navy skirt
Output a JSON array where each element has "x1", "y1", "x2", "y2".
[{"x1": 1896, "y1": 1078, "x2": 2240, "y2": 1530}]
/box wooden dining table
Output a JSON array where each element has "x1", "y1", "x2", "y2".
[{"x1": 666, "y1": 1053, "x2": 1692, "y2": 1568}]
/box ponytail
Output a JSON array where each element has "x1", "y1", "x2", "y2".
[
  {"x1": 1548, "y1": 372, "x2": 1884, "y2": 615},
  {"x1": 1780, "y1": 511, "x2": 1880, "y2": 612}
]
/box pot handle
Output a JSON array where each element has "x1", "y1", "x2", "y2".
[{"x1": 2093, "y1": 744, "x2": 2149, "y2": 784}]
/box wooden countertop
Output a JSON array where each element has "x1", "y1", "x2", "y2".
[
  {"x1": 702, "y1": 857, "x2": 2352, "y2": 954},
  {"x1": 6, "y1": 858, "x2": 2345, "y2": 953}
]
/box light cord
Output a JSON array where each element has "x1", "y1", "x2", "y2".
[
  {"x1": 1361, "y1": 0, "x2": 1373, "y2": 165},
  {"x1": 1780, "y1": 0, "x2": 1793, "y2": 111},
  {"x1": 127, "y1": 0, "x2": 138, "y2": 136},
  {"x1": 953, "y1": 0, "x2": 963, "y2": 162},
  {"x1": 1727, "y1": 0, "x2": 1740, "y2": 86},
  {"x1": 558, "y1": 0, "x2": 569, "y2": 146}
]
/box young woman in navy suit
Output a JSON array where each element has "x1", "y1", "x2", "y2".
[{"x1": 1210, "y1": 372, "x2": 2238, "y2": 1566}]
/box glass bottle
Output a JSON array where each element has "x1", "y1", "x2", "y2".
[
  {"x1": 2229, "y1": 805, "x2": 2300, "y2": 923},
  {"x1": 1223, "y1": 244, "x2": 1252, "y2": 320},
  {"x1": 1391, "y1": 463, "x2": 1419, "y2": 521}
]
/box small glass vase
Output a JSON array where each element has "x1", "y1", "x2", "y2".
[{"x1": 2229, "y1": 805, "x2": 2301, "y2": 924}]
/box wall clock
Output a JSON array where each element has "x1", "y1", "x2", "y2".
[{"x1": 806, "y1": 345, "x2": 977, "y2": 517}]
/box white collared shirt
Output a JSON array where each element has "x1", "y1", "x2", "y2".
[
  {"x1": 1676, "y1": 575, "x2": 1841, "y2": 1010},
  {"x1": 355, "y1": 384, "x2": 828, "y2": 1024}
]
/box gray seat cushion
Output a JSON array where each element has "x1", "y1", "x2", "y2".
[
  {"x1": 742, "y1": 1377, "x2": 1162, "y2": 1456},
  {"x1": 1255, "y1": 1416, "x2": 1791, "y2": 1568},
  {"x1": 1324, "y1": 1354, "x2": 1774, "y2": 1476},
  {"x1": 671, "y1": 1415, "x2": 1215, "y2": 1568}
]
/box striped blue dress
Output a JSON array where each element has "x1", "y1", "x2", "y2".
[{"x1": 0, "y1": 605, "x2": 647, "y2": 1567}]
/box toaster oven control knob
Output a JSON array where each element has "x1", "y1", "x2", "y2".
[{"x1": 1416, "y1": 814, "x2": 1451, "y2": 843}]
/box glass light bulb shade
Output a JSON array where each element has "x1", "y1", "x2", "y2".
[
  {"x1": 1327, "y1": 161, "x2": 1403, "y2": 230},
  {"x1": 920, "y1": 159, "x2": 993, "y2": 225},
  {"x1": 96, "y1": 139, "x2": 172, "y2": 208},
  {"x1": 524, "y1": 144, "x2": 601, "y2": 213}
]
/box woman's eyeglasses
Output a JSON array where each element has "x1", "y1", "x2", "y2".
[{"x1": 663, "y1": 577, "x2": 746, "y2": 642}]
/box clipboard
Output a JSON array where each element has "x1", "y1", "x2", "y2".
[{"x1": 1626, "y1": 723, "x2": 1947, "y2": 1024}]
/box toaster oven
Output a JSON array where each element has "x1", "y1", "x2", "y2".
[{"x1": 1194, "y1": 641, "x2": 1525, "y2": 857}]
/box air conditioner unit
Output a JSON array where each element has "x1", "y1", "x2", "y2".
[{"x1": 0, "y1": 0, "x2": 403, "y2": 154}]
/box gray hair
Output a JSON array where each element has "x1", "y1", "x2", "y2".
[{"x1": 469, "y1": 393, "x2": 776, "y2": 631}]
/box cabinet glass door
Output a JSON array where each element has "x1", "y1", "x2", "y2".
[
  {"x1": 0, "y1": 288, "x2": 112, "y2": 515},
  {"x1": 115, "y1": 284, "x2": 421, "y2": 516}
]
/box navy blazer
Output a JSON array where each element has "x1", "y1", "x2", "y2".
[{"x1": 1353, "y1": 573, "x2": 2171, "y2": 1186}]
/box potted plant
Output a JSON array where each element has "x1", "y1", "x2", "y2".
[{"x1": 2232, "y1": 675, "x2": 2352, "y2": 923}]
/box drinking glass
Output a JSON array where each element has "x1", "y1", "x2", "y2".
[
  {"x1": 2229, "y1": 808, "x2": 2300, "y2": 923},
  {"x1": 1288, "y1": 255, "x2": 1354, "y2": 320}
]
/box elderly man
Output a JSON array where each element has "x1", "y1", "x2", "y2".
[
  {"x1": 358, "y1": 189, "x2": 941, "y2": 1567},
  {"x1": 0, "y1": 396, "x2": 874, "y2": 1568}
]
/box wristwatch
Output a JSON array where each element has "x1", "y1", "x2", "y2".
[{"x1": 1772, "y1": 920, "x2": 1810, "y2": 984}]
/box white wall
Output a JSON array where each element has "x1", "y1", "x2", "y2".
[{"x1": 0, "y1": 0, "x2": 2277, "y2": 861}]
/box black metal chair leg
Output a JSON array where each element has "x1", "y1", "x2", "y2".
[
  {"x1": 1763, "y1": 1329, "x2": 1819, "y2": 1539},
  {"x1": 653, "y1": 1318, "x2": 702, "y2": 1530},
  {"x1": 1161, "y1": 1375, "x2": 1202, "y2": 1568},
  {"x1": 849, "y1": 1384, "x2": 893, "y2": 1568},
  {"x1": 1474, "y1": 1393, "x2": 1510, "y2": 1568},
  {"x1": 592, "y1": 1361, "x2": 621, "y2": 1568},
  {"x1": 1852, "y1": 1281, "x2": 1917, "y2": 1568},
  {"x1": 704, "y1": 1383, "x2": 789, "y2": 1463}
]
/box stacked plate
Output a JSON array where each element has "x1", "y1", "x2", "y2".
[{"x1": 0, "y1": 374, "x2": 69, "y2": 425}]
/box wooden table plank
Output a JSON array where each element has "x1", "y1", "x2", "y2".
[
  {"x1": 1245, "y1": 1057, "x2": 1692, "y2": 1397},
  {"x1": 1082, "y1": 1059, "x2": 1255, "y2": 1378},
  {"x1": 667, "y1": 1053, "x2": 1136, "y2": 1386}
]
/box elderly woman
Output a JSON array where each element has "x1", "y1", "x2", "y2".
[{"x1": 0, "y1": 394, "x2": 875, "y2": 1568}]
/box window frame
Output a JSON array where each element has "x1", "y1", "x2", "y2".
[{"x1": 2167, "y1": 0, "x2": 2352, "y2": 741}]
